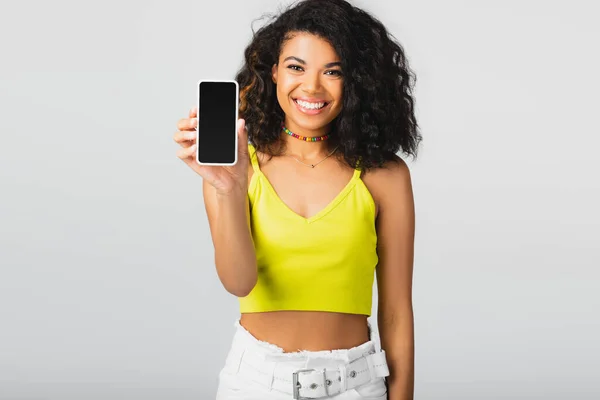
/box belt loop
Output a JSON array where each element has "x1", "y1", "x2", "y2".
[
  {"x1": 365, "y1": 352, "x2": 376, "y2": 382},
  {"x1": 339, "y1": 364, "x2": 347, "y2": 391}
]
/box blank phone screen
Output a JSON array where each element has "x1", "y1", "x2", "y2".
[{"x1": 198, "y1": 81, "x2": 237, "y2": 164}]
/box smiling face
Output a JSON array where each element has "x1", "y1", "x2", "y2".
[{"x1": 272, "y1": 32, "x2": 344, "y2": 137}]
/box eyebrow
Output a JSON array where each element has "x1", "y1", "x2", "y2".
[{"x1": 283, "y1": 56, "x2": 342, "y2": 68}]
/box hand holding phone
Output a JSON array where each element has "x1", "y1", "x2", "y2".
[
  {"x1": 173, "y1": 105, "x2": 249, "y2": 195},
  {"x1": 197, "y1": 80, "x2": 239, "y2": 165}
]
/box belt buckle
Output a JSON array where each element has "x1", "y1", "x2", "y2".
[{"x1": 292, "y1": 368, "x2": 327, "y2": 400}]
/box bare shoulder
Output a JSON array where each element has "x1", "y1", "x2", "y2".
[
  {"x1": 361, "y1": 155, "x2": 413, "y2": 218},
  {"x1": 246, "y1": 143, "x2": 265, "y2": 183}
]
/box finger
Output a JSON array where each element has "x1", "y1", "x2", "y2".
[
  {"x1": 176, "y1": 144, "x2": 197, "y2": 159},
  {"x1": 176, "y1": 118, "x2": 188, "y2": 131},
  {"x1": 176, "y1": 117, "x2": 197, "y2": 131},
  {"x1": 189, "y1": 106, "x2": 197, "y2": 118},
  {"x1": 173, "y1": 130, "x2": 197, "y2": 144},
  {"x1": 237, "y1": 119, "x2": 248, "y2": 155},
  {"x1": 237, "y1": 119, "x2": 246, "y2": 140}
]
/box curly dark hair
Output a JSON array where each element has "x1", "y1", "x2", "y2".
[{"x1": 235, "y1": 0, "x2": 422, "y2": 170}]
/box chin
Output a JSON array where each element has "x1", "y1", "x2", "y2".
[{"x1": 291, "y1": 118, "x2": 334, "y2": 132}]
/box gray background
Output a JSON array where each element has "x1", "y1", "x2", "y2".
[{"x1": 1, "y1": 0, "x2": 598, "y2": 399}]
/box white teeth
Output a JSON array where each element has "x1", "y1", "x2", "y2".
[{"x1": 296, "y1": 100, "x2": 326, "y2": 110}]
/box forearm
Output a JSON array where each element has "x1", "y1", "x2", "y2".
[
  {"x1": 379, "y1": 308, "x2": 415, "y2": 400},
  {"x1": 213, "y1": 189, "x2": 257, "y2": 297}
]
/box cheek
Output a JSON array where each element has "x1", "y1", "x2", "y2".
[
  {"x1": 328, "y1": 81, "x2": 343, "y2": 102},
  {"x1": 276, "y1": 86, "x2": 291, "y2": 110},
  {"x1": 331, "y1": 85, "x2": 344, "y2": 108},
  {"x1": 276, "y1": 78, "x2": 294, "y2": 98},
  {"x1": 331, "y1": 92, "x2": 344, "y2": 117},
  {"x1": 337, "y1": 82, "x2": 344, "y2": 98},
  {"x1": 274, "y1": 79, "x2": 287, "y2": 98}
]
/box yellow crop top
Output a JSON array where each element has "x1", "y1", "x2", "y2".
[{"x1": 239, "y1": 143, "x2": 379, "y2": 316}]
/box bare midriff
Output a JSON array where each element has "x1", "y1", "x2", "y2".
[{"x1": 239, "y1": 310, "x2": 370, "y2": 353}]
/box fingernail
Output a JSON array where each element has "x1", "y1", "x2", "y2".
[
  {"x1": 186, "y1": 132, "x2": 196, "y2": 139},
  {"x1": 190, "y1": 118, "x2": 196, "y2": 128}
]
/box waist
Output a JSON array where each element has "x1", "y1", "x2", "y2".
[
  {"x1": 239, "y1": 311, "x2": 371, "y2": 353},
  {"x1": 218, "y1": 317, "x2": 390, "y2": 399}
]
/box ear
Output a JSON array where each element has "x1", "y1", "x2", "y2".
[{"x1": 271, "y1": 64, "x2": 278, "y2": 84}]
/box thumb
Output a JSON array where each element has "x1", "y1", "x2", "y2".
[
  {"x1": 237, "y1": 118, "x2": 247, "y2": 143},
  {"x1": 237, "y1": 119, "x2": 248, "y2": 155}
]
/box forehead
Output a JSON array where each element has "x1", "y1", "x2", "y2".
[{"x1": 279, "y1": 32, "x2": 340, "y2": 62}]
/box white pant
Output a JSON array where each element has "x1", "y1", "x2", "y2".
[{"x1": 216, "y1": 318, "x2": 389, "y2": 399}]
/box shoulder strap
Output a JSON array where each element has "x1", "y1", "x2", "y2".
[
  {"x1": 354, "y1": 156, "x2": 363, "y2": 179},
  {"x1": 247, "y1": 142, "x2": 260, "y2": 173}
]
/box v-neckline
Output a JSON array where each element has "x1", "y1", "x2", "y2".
[{"x1": 256, "y1": 169, "x2": 360, "y2": 224}]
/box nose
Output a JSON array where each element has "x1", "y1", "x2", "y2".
[{"x1": 301, "y1": 71, "x2": 322, "y2": 94}]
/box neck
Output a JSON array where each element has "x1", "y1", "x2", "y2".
[{"x1": 281, "y1": 119, "x2": 333, "y2": 159}]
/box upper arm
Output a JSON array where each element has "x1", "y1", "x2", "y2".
[{"x1": 373, "y1": 157, "x2": 416, "y2": 321}]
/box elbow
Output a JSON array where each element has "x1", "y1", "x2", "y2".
[
  {"x1": 217, "y1": 262, "x2": 257, "y2": 297},
  {"x1": 214, "y1": 252, "x2": 258, "y2": 297},
  {"x1": 226, "y1": 276, "x2": 257, "y2": 297}
]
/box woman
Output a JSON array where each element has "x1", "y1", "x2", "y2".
[{"x1": 174, "y1": 0, "x2": 420, "y2": 398}]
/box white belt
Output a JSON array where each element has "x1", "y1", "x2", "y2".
[{"x1": 231, "y1": 344, "x2": 390, "y2": 399}]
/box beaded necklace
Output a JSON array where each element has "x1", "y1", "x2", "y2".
[
  {"x1": 282, "y1": 124, "x2": 330, "y2": 142},
  {"x1": 281, "y1": 124, "x2": 337, "y2": 168}
]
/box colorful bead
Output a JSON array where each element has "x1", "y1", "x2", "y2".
[{"x1": 282, "y1": 124, "x2": 330, "y2": 142}]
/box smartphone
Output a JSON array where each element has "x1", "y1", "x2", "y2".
[{"x1": 196, "y1": 79, "x2": 239, "y2": 165}]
